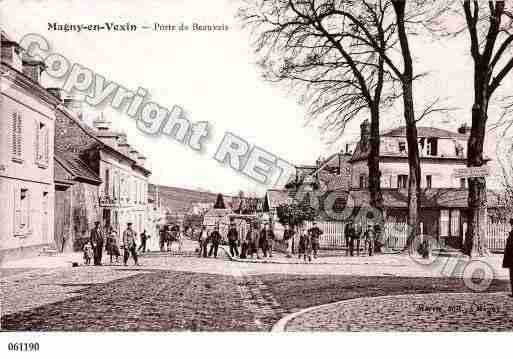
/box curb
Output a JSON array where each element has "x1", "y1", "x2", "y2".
[
  {"x1": 218, "y1": 247, "x2": 406, "y2": 266},
  {"x1": 271, "y1": 291, "x2": 495, "y2": 332}
]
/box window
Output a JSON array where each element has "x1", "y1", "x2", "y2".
[
  {"x1": 440, "y1": 209, "x2": 449, "y2": 236},
  {"x1": 398, "y1": 175, "x2": 408, "y2": 189},
  {"x1": 398, "y1": 141, "x2": 406, "y2": 154},
  {"x1": 14, "y1": 188, "x2": 30, "y2": 234},
  {"x1": 359, "y1": 175, "x2": 367, "y2": 188},
  {"x1": 35, "y1": 121, "x2": 49, "y2": 167},
  {"x1": 104, "y1": 169, "x2": 110, "y2": 196},
  {"x1": 11, "y1": 112, "x2": 22, "y2": 162},
  {"x1": 426, "y1": 137, "x2": 438, "y2": 156},
  {"x1": 426, "y1": 175, "x2": 432, "y2": 189},
  {"x1": 450, "y1": 210, "x2": 460, "y2": 236},
  {"x1": 460, "y1": 178, "x2": 466, "y2": 189}
]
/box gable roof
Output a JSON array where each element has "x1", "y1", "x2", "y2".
[
  {"x1": 265, "y1": 189, "x2": 293, "y2": 210},
  {"x1": 348, "y1": 188, "x2": 503, "y2": 209},
  {"x1": 381, "y1": 126, "x2": 469, "y2": 140}
]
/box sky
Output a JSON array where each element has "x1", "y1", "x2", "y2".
[{"x1": 2, "y1": 0, "x2": 512, "y2": 194}]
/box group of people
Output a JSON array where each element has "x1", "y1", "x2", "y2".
[
  {"x1": 196, "y1": 221, "x2": 278, "y2": 259},
  {"x1": 344, "y1": 220, "x2": 381, "y2": 257},
  {"x1": 84, "y1": 221, "x2": 150, "y2": 266},
  {"x1": 195, "y1": 220, "x2": 324, "y2": 263},
  {"x1": 158, "y1": 224, "x2": 183, "y2": 252}
]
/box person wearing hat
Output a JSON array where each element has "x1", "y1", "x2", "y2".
[
  {"x1": 227, "y1": 221, "x2": 239, "y2": 257},
  {"x1": 208, "y1": 224, "x2": 222, "y2": 258},
  {"x1": 503, "y1": 218, "x2": 513, "y2": 297},
  {"x1": 308, "y1": 221, "x2": 323, "y2": 259},
  {"x1": 364, "y1": 224, "x2": 376, "y2": 256},
  {"x1": 89, "y1": 221, "x2": 105, "y2": 265},
  {"x1": 122, "y1": 222, "x2": 139, "y2": 266}
]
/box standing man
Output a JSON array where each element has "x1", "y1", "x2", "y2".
[
  {"x1": 503, "y1": 218, "x2": 513, "y2": 297},
  {"x1": 198, "y1": 225, "x2": 209, "y2": 258},
  {"x1": 138, "y1": 229, "x2": 149, "y2": 253},
  {"x1": 345, "y1": 220, "x2": 355, "y2": 256},
  {"x1": 354, "y1": 220, "x2": 363, "y2": 256},
  {"x1": 208, "y1": 224, "x2": 222, "y2": 258},
  {"x1": 260, "y1": 223, "x2": 275, "y2": 258},
  {"x1": 364, "y1": 224, "x2": 376, "y2": 256},
  {"x1": 122, "y1": 222, "x2": 139, "y2": 266},
  {"x1": 308, "y1": 221, "x2": 323, "y2": 259},
  {"x1": 240, "y1": 225, "x2": 249, "y2": 259},
  {"x1": 227, "y1": 222, "x2": 240, "y2": 258},
  {"x1": 89, "y1": 221, "x2": 105, "y2": 266}
]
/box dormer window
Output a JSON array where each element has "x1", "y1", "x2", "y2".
[
  {"x1": 426, "y1": 137, "x2": 438, "y2": 156},
  {"x1": 398, "y1": 141, "x2": 406, "y2": 154}
]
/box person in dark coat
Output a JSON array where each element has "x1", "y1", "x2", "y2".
[
  {"x1": 503, "y1": 218, "x2": 513, "y2": 297},
  {"x1": 364, "y1": 224, "x2": 376, "y2": 256},
  {"x1": 208, "y1": 225, "x2": 222, "y2": 258},
  {"x1": 354, "y1": 221, "x2": 363, "y2": 256},
  {"x1": 308, "y1": 222, "x2": 323, "y2": 259},
  {"x1": 345, "y1": 221, "x2": 355, "y2": 256},
  {"x1": 227, "y1": 222, "x2": 239, "y2": 257},
  {"x1": 89, "y1": 221, "x2": 105, "y2": 266},
  {"x1": 260, "y1": 223, "x2": 276, "y2": 257},
  {"x1": 138, "y1": 229, "x2": 149, "y2": 253}
]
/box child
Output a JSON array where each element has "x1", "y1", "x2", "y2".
[{"x1": 83, "y1": 242, "x2": 93, "y2": 265}]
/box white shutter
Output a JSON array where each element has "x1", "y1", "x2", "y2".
[
  {"x1": 44, "y1": 126, "x2": 49, "y2": 164},
  {"x1": 35, "y1": 120, "x2": 40, "y2": 163},
  {"x1": 14, "y1": 188, "x2": 21, "y2": 233},
  {"x1": 17, "y1": 114, "x2": 22, "y2": 158},
  {"x1": 11, "y1": 113, "x2": 17, "y2": 156}
]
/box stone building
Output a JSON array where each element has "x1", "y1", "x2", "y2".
[
  {"x1": 0, "y1": 31, "x2": 60, "y2": 259},
  {"x1": 53, "y1": 97, "x2": 151, "y2": 251}
]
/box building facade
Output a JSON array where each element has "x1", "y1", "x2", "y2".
[
  {"x1": 0, "y1": 31, "x2": 60, "y2": 259},
  {"x1": 53, "y1": 100, "x2": 151, "y2": 251}
]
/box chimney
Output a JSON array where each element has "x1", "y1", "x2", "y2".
[
  {"x1": 137, "y1": 154, "x2": 147, "y2": 167},
  {"x1": 63, "y1": 98, "x2": 83, "y2": 121},
  {"x1": 117, "y1": 133, "x2": 130, "y2": 155},
  {"x1": 22, "y1": 56, "x2": 46, "y2": 84},
  {"x1": 92, "y1": 113, "x2": 111, "y2": 131},
  {"x1": 47, "y1": 87, "x2": 63, "y2": 101},
  {"x1": 129, "y1": 148, "x2": 139, "y2": 161},
  {"x1": 360, "y1": 119, "x2": 370, "y2": 145},
  {"x1": 458, "y1": 123, "x2": 471, "y2": 135},
  {"x1": 1, "y1": 34, "x2": 23, "y2": 71}
]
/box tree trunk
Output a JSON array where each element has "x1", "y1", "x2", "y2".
[
  {"x1": 403, "y1": 82, "x2": 421, "y2": 254},
  {"x1": 367, "y1": 106, "x2": 385, "y2": 250},
  {"x1": 465, "y1": 97, "x2": 490, "y2": 257},
  {"x1": 392, "y1": 2, "x2": 421, "y2": 254}
]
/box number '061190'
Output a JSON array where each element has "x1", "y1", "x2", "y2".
[{"x1": 8, "y1": 342, "x2": 39, "y2": 351}]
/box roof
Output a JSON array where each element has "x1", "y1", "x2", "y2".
[
  {"x1": 54, "y1": 151, "x2": 102, "y2": 184},
  {"x1": 348, "y1": 188, "x2": 504, "y2": 209},
  {"x1": 204, "y1": 208, "x2": 234, "y2": 217},
  {"x1": 381, "y1": 126, "x2": 469, "y2": 140},
  {"x1": 265, "y1": 189, "x2": 293, "y2": 209}
]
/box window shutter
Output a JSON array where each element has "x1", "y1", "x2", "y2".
[
  {"x1": 17, "y1": 114, "x2": 22, "y2": 158},
  {"x1": 14, "y1": 188, "x2": 21, "y2": 232},
  {"x1": 35, "y1": 120, "x2": 40, "y2": 163},
  {"x1": 11, "y1": 113, "x2": 17, "y2": 156},
  {"x1": 27, "y1": 190, "x2": 31, "y2": 229},
  {"x1": 44, "y1": 126, "x2": 49, "y2": 163}
]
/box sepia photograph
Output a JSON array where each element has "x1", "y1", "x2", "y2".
[{"x1": 1, "y1": 0, "x2": 513, "y2": 357}]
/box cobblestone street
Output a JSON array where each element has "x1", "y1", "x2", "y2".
[{"x1": 1, "y1": 250, "x2": 512, "y2": 331}]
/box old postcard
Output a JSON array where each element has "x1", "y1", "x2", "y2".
[{"x1": 1, "y1": 0, "x2": 513, "y2": 357}]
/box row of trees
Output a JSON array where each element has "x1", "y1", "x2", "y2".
[{"x1": 240, "y1": 0, "x2": 513, "y2": 256}]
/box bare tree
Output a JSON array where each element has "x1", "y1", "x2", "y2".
[
  {"x1": 453, "y1": 1, "x2": 513, "y2": 256},
  {"x1": 239, "y1": 0, "x2": 402, "y2": 221}
]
